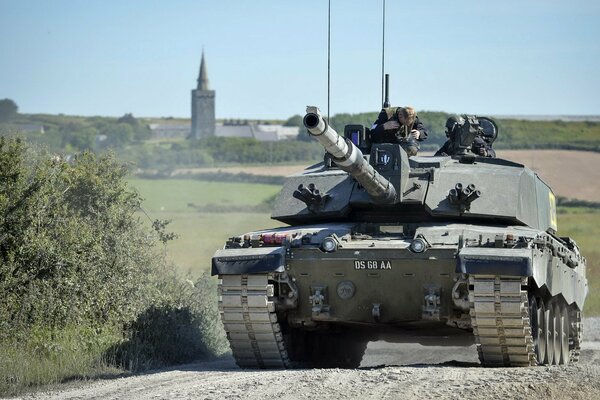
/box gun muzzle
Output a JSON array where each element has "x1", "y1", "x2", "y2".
[{"x1": 304, "y1": 111, "x2": 349, "y2": 159}]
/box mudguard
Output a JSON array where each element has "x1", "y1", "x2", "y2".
[
  {"x1": 211, "y1": 247, "x2": 286, "y2": 275},
  {"x1": 456, "y1": 248, "x2": 533, "y2": 276}
]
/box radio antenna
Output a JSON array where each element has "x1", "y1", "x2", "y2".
[
  {"x1": 381, "y1": 0, "x2": 386, "y2": 107},
  {"x1": 383, "y1": 74, "x2": 390, "y2": 108},
  {"x1": 327, "y1": 0, "x2": 331, "y2": 124}
]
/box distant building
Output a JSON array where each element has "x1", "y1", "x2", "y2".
[
  {"x1": 148, "y1": 123, "x2": 191, "y2": 139},
  {"x1": 191, "y1": 50, "x2": 215, "y2": 139},
  {"x1": 247, "y1": 124, "x2": 299, "y2": 141},
  {"x1": 215, "y1": 122, "x2": 299, "y2": 141},
  {"x1": 189, "y1": 50, "x2": 299, "y2": 141}
]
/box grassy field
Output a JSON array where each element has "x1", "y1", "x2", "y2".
[
  {"x1": 128, "y1": 178, "x2": 281, "y2": 211},
  {"x1": 151, "y1": 211, "x2": 281, "y2": 275},
  {"x1": 129, "y1": 178, "x2": 600, "y2": 315},
  {"x1": 128, "y1": 178, "x2": 282, "y2": 275}
]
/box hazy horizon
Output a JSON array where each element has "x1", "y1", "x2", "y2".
[{"x1": 10, "y1": 111, "x2": 600, "y2": 123}]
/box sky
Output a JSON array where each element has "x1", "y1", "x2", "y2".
[{"x1": 0, "y1": 0, "x2": 599, "y2": 119}]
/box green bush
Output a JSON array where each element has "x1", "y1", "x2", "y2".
[
  {"x1": 0, "y1": 138, "x2": 153, "y2": 334},
  {"x1": 0, "y1": 137, "x2": 226, "y2": 396},
  {"x1": 109, "y1": 273, "x2": 227, "y2": 372}
]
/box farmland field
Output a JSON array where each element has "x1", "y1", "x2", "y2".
[
  {"x1": 150, "y1": 211, "x2": 281, "y2": 275},
  {"x1": 127, "y1": 178, "x2": 282, "y2": 275},
  {"x1": 128, "y1": 178, "x2": 281, "y2": 211}
]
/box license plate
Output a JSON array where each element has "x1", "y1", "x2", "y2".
[{"x1": 354, "y1": 260, "x2": 392, "y2": 270}]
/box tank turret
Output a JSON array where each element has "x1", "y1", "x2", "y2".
[{"x1": 303, "y1": 106, "x2": 396, "y2": 204}]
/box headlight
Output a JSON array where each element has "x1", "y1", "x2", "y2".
[
  {"x1": 410, "y1": 238, "x2": 427, "y2": 253},
  {"x1": 321, "y1": 237, "x2": 337, "y2": 252}
]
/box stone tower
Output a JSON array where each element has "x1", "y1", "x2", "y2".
[{"x1": 191, "y1": 50, "x2": 215, "y2": 139}]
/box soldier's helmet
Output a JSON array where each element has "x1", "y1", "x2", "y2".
[
  {"x1": 445, "y1": 115, "x2": 464, "y2": 137},
  {"x1": 478, "y1": 118, "x2": 499, "y2": 145}
]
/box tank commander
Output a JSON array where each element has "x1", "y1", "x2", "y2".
[
  {"x1": 370, "y1": 106, "x2": 428, "y2": 156},
  {"x1": 434, "y1": 115, "x2": 463, "y2": 156},
  {"x1": 435, "y1": 115, "x2": 496, "y2": 157}
]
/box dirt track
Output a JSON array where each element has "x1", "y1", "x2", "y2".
[{"x1": 18, "y1": 318, "x2": 600, "y2": 400}]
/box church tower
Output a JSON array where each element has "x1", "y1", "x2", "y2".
[{"x1": 191, "y1": 50, "x2": 215, "y2": 139}]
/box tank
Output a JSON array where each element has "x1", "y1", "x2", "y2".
[{"x1": 212, "y1": 106, "x2": 588, "y2": 368}]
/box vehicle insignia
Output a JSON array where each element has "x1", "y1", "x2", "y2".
[
  {"x1": 377, "y1": 152, "x2": 391, "y2": 166},
  {"x1": 354, "y1": 260, "x2": 392, "y2": 270}
]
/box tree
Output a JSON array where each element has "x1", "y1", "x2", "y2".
[
  {"x1": 0, "y1": 99, "x2": 18, "y2": 122},
  {"x1": 117, "y1": 113, "x2": 151, "y2": 141},
  {"x1": 117, "y1": 113, "x2": 139, "y2": 126},
  {"x1": 284, "y1": 114, "x2": 303, "y2": 127},
  {"x1": 100, "y1": 123, "x2": 134, "y2": 146}
]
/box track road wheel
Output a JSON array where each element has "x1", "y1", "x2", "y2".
[
  {"x1": 550, "y1": 301, "x2": 561, "y2": 365},
  {"x1": 536, "y1": 299, "x2": 547, "y2": 364},
  {"x1": 558, "y1": 302, "x2": 570, "y2": 365},
  {"x1": 544, "y1": 300, "x2": 555, "y2": 365},
  {"x1": 528, "y1": 295, "x2": 540, "y2": 365}
]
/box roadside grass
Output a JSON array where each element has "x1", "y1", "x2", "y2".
[
  {"x1": 0, "y1": 273, "x2": 227, "y2": 397},
  {"x1": 0, "y1": 325, "x2": 122, "y2": 397}
]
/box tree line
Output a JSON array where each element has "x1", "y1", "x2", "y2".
[{"x1": 2, "y1": 97, "x2": 600, "y2": 171}]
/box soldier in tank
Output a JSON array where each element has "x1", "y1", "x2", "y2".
[
  {"x1": 435, "y1": 115, "x2": 495, "y2": 157},
  {"x1": 370, "y1": 106, "x2": 428, "y2": 156},
  {"x1": 434, "y1": 115, "x2": 462, "y2": 156}
]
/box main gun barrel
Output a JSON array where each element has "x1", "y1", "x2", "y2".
[{"x1": 303, "y1": 106, "x2": 396, "y2": 204}]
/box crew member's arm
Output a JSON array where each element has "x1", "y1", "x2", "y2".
[
  {"x1": 411, "y1": 117, "x2": 428, "y2": 141},
  {"x1": 370, "y1": 109, "x2": 398, "y2": 143},
  {"x1": 434, "y1": 140, "x2": 450, "y2": 156},
  {"x1": 370, "y1": 109, "x2": 388, "y2": 130}
]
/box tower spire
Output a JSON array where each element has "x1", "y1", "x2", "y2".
[{"x1": 197, "y1": 49, "x2": 210, "y2": 90}]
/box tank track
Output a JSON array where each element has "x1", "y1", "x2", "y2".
[
  {"x1": 218, "y1": 274, "x2": 291, "y2": 368},
  {"x1": 469, "y1": 276, "x2": 536, "y2": 367}
]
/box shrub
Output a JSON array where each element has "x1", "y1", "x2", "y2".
[{"x1": 0, "y1": 137, "x2": 226, "y2": 395}]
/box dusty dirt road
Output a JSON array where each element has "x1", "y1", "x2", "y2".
[{"x1": 18, "y1": 318, "x2": 600, "y2": 400}]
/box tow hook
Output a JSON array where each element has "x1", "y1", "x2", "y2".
[{"x1": 372, "y1": 303, "x2": 381, "y2": 322}]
